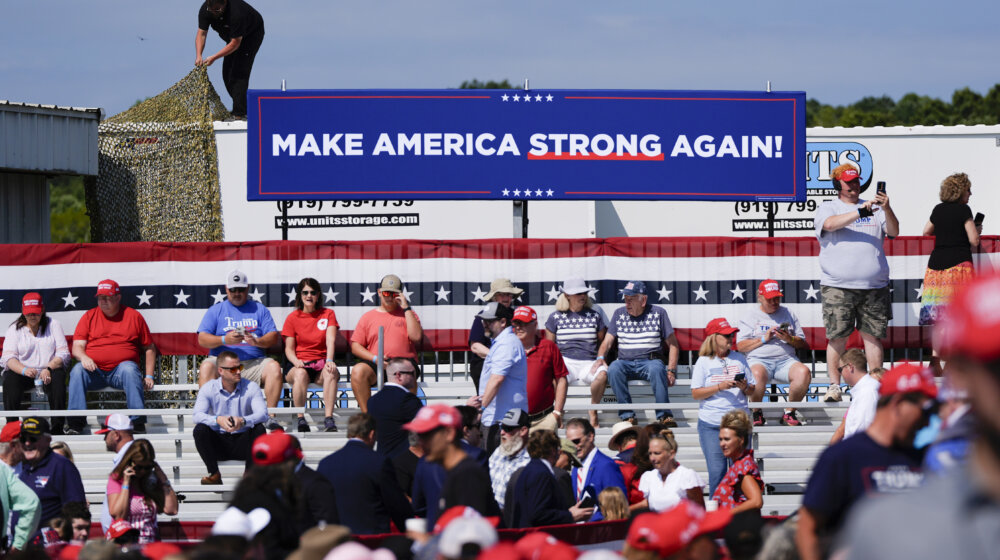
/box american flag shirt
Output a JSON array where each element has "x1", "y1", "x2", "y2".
[
  {"x1": 607, "y1": 304, "x2": 673, "y2": 361},
  {"x1": 545, "y1": 309, "x2": 606, "y2": 361}
]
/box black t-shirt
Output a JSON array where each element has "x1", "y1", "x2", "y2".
[
  {"x1": 468, "y1": 316, "x2": 491, "y2": 367},
  {"x1": 198, "y1": 0, "x2": 263, "y2": 42},
  {"x1": 928, "y1": 202, "x2": 974, "y2": 270},
  {"x1": 440, "y1": 456, "x2": 501, "y2": 519},
  {"x1": 802, "y1": 432, "x2": 923, "y2": 536}
]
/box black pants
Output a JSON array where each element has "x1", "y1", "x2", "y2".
[
  {"x1": 2, "y1": 368, "x2": 68, "y2": 434},
  {"x1": 193, "y1": 422, "x2": 266, "y2": 474},
  {"x1": 222, "y1": 30, "x2": 264, "y2": 117}
]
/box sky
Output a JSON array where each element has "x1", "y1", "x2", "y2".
[{"x1": 3, "y1": 1, "x2": 1000, "y2": 118}]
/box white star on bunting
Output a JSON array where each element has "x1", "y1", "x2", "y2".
[
  {"x1": 656, "y1": 285, "x2": 672, "y2": 302},
  {"x1": 360, "y1": 286, "x2": 376, "y2": 303},
  {"x1": 249, "y1": 288, "x2": 265, "y2": 303},
  {"x1": 729, "y1": 284, "x2": 745, "y2": 301},
  {"x1": 587, "y1": 284, "x2": 599, "y2": 299},
  {"x1": 285, "y1": 288, "x2": 297, "y2": 304},
  {"x1": 434, "y1": 285, "x2": 451, "y2": 302},
  {"x1": 693, "y1": 285, "x2": 709, "y2": 302},
  {"x1": 211, "y1": 289, "x2": 227, "y2": 305},
  {"x1": 174, "y1": 290, "x2": 190, "y2": 306},
  {"x1": 546, "y1": 285, "x2": 562, "y2": 302},
  {"x1": 471, "y1": 286, "x2": 488, "y2": 302},
  {"x1": 136, "y1": 290, "x2": 153, "y2": 306},
  {"x1": 803, "y1": 284, "x2": 819, "y2": 301},
  {"x1": 62, "y1": 291, "x2": 78, "y2": 308},
  {"x1": 324, "y1": 287, "x2": 339, "y2": 304},
  {"x1": 402, "y1": 287, "x2": 414, "y2": 302},
  {"x1": 914, "y1": 283, "x2": 924, "y2": 300}
]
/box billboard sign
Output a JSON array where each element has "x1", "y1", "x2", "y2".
[{"x1": 247, "y1": 89, "x2": 806, "y2": 202}]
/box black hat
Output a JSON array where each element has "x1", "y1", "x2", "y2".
[{"x1": 21, "y1": 417, "x2": 51, "y2": 437}]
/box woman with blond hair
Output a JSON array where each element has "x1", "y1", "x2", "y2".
[
  {"x1": 690, "y1": 318, "x2": 754, "y2": 495},
  {"x1": 107, "y1": 439, "x2": 178, "y2": 543},
  {"x1": 634, "y1": 430, "x2": 705, "y2": 513},
  {"x1": 545, "y1": 277, "x2": 608, "y2": 427},
  {"x1": 712, "y1": 409, "x2": 763, "y2": 514}
]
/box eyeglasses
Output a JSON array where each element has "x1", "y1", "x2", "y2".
[
  {"x1": 300, "y1": 290, "x2": 317, "y2": 296},
  {"x1": 380, "y1": 291, "x2": 398, "y2": 298},
  {"x1": 228, "y1": 288, "x2": 247, "y2": 293},
  {"x1": 219, "y1": 364, "x2": 244, "y2": 373},
  {"x1": 837, "y1": 364, "x2": 852, "y2": 374}
]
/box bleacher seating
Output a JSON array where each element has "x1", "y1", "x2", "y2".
[{"x1": 0, "y1": 359, "x2": 872, "y2": 525}]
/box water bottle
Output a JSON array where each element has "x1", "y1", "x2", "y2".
[{"x1": 34, "y1": 375, "x2": 44, "y2": 398}]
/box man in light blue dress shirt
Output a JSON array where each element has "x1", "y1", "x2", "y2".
[
  {"x1": 192, "y1": 350, "x2": 269, "y2": 485},
  {"x1": 474, "y1": 302, "x2": 528, "y2": 455}
]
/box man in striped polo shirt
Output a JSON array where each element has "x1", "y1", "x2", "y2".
[{"x1": 595, "y1": 281, "x2": 680, "y2": 427}]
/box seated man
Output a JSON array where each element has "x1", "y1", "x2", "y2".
[
  {"x1": 736, "y1": 279, "x2": 812, "y2": 427},
  {"x1": 192, "y1": 350, "x2": 269, "y2": 485},
  {"x1": 68, "y1": 279, "x2": 156, "y2": 435},
  {"x1": 350, "y1": 274, "x2": 423, "y2": 413},
  {"x1": 197, "y1": 270, "x2": 283, "y2": 431},
  {"x1": 17, "y1": 417, "x2": 86, "y2": 533},
  {"x1": 367, "y1": 358, "x2": 423, "y2": 458},
  {"x1": 595, "y1": 280, "x2": 680, "y2": 427}
]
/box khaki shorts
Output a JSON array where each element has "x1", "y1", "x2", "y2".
[
  {"x1": 203, "y1": 356, "x2": 277, "y2": 384},
  {"x1": 820, "y1": 285, "x2": 892, "y2": 340}
]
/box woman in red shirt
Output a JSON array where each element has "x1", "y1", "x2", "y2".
[
  {"x1": 282, "y1": 278, "x2": 340, "y2": 433},
  {"x1": 712, "y1": 409, "x2": 764, "y2": 513}
]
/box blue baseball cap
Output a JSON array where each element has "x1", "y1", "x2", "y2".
[{"x1": 620, "y1": 280, "x2": 647, "y2": 297}]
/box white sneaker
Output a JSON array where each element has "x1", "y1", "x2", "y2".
[{"x1": 824, "y1": 384, "x2": 843, "y2": 402}]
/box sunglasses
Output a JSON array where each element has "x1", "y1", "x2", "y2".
[
  {"x1": 570, "y1": 437, "x2": 584, "y2": 446},
  {"x1": 219, "y1": 364, "x2": 244, "y2": 373},
  {"x1": 380, "y1": 291, "x2": 398, "y2": 298},
  {"x1": 500, "y1": 425, "x2": 521, "y2": 433},
  {"x1": 20, "y1": 435, "x2": 40, "y2": 444},
  {"x1": 228, "y1": 288, "x2": 247, "y2": 293},
  {"x1": 300, "y1": 290, "x2": 317, "y2": 296}
]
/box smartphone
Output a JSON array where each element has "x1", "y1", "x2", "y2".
[
  {"x1": 778, "y1": 322, "x2": 790, "y2": 332},
  {"x1": 876, "y1": 181, "x2": 887, "y2": 194},
  {"x1": 235, "y1": 326, "x2": 247, "y2": 337},
  {"x1": 579, "y1": 487, "x2": 597, "y2": 509},
  {"x1": 734, "y1": 373, "x2": 746, "y2": 382},
  {"x1": 975, "y1": 212, "x2": 985, "y2": 226}
]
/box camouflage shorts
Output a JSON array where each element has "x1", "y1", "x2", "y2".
[{"x1": 820, "y1": 285, "x2": 892, "y2": 340}]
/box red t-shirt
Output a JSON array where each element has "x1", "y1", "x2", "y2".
[
  {"x1": 281, "y1": 308, "x2": 339, "y2": 362},
  {"x1": 351, "y1": 307, "x2": 421, "y2": 359},
  {"x1": 73, "y1": 307, "x2": 153, "y2": 371},
  {"x1": 525, "y1": 337, "x2": 569, "y2": 414}
]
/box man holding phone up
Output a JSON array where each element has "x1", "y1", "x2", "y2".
[
  {"x1": 192, "y1": 350, "x2": 268, "y2": 485},
  {"x1": 351, "y1": 274, "x2": 423, "y2": 413},
  {"x1": 814, "y1": 164, "x2": 898, "y2": 402}
]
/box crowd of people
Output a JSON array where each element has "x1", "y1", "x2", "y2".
[{"x1": 0, "y1": 166, "x2": 995, "y2": 558}]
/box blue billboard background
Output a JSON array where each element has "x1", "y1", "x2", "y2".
[{"x1": 247, "y1": 89, "x2": 806, "y2": 202}]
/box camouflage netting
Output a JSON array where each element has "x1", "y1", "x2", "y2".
[{"x1": 90, "y1": 66, "x2": 231, "y2": 242}]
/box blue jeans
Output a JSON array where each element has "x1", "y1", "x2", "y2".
[
  {"x1": 608, "y1": 358, "x2": 672, "y2": 420},
  {"x1": 68, "y1": 360, "x2": 146, "y2": 429},
  {"x1": 698, "y1": 420, "x2": 728, "y2": 496}
]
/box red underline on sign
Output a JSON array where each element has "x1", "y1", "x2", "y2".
[
  {"x1": 562, "y1": 96, "x2": 789, "y2": 102},
  {"x1": 260, "y1": 190, "x2": 493, "y2": 195},
  {"x1": 526, "y1": 153, "x2": 665, "y2": 161}
]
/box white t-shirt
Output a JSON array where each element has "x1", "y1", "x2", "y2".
[
  {"x1": 736, "y1": 306, "x2": 805, "y2": 360},
  {"x1": 638, "y1": 464, "x2": 705, "y2": 512},
  {"x1": 814, "y1": 198, "x2": 890, "y2": 289},
  {"x1": 845, "y1": 374, "x2": 880, "y2": 438},
  {"x1": 690, "y1": 353, "x2": 753, "y2": 426}
]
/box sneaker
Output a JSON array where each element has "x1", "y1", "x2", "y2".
[
  {"x1": 264, "y1": 417, "x2": 283, "y2": 432},
  {"x1": 297, "y1": 417, "x2": 311, "y2": 433},
  {"x1": 824, "y1": 384, "x2": 843, "y2": 402},
  {"x1": 752, "y1": 409, "x2": 766, "y2": 426},
  {"x1": 659, "y1": 417, "x2": 678, "y2": 428},
  {"x1": 324, "y1": 417, "x2": 338, "y2": 433},
  {"x1": 781, "y1": 410, "x2": 806, "y2": 426}
]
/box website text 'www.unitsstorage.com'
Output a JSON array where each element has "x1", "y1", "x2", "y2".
[{"x1": 274, "y1": 213, "x2": 420, "y2": 228}]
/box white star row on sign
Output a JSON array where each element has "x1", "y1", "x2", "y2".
[
  {"x1": 501, "y1": 94, "x2": 554, "y2": 102},
  {"x1": 502, "y1": 189, "x2": 555, "y2": 197}
]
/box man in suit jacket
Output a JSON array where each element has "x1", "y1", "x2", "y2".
[
  {"x1": 566, "y1": 417, "x2": 626, "y2": 521},
  {"x1": 510, "y1": 429, "x2": 592, "y2": 528},
  {"x1": 367, "y1": 358, "x2": 423, "y2": 458},
  {"x1": 317, "y1": 414, "x2": 413, "y2": 534}
]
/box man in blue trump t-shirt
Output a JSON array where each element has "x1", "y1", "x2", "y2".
[{"x1": 197, "y1": 269, "x2": 283, "y2": 431}]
